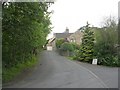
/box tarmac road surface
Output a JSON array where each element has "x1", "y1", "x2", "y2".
[{"x1": 4, "y1": 51, "x2": 118, "y2": 88}]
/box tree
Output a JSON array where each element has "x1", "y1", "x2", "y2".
[
  {"x1": 2, "y1": 2, "x2": 52, "y2": 68},
  {"x1": 94, "y1": 16, "x2": 118, "y2": 66},
  {"x1": 77, "y1": 22, "x2": 95, "y2": 63},
  {"x1": 118, "y1": 19, "x2": 120, "y2": 66}
]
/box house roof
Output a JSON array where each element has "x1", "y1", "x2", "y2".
[
  {"x1": 54, "y1": 33, "x2": 73, "y2": 39},
  {"x1": 48, "y1": 37, "x2": 55, "y2": 43},
  {"x1": 47, "y1": 37, "x2": 56, "y2": 46}
]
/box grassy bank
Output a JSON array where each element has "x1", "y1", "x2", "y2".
[{"x1": 2, "y1": 55, "x2": 38, "y2": 83}]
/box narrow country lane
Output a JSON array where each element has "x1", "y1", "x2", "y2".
[{"x1": 4, "y1": 51, "x2": 118, "y2": 88}]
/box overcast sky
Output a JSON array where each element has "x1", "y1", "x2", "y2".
[{"x1": 47, "y1": 0, "x2": 119, "y2": 39}]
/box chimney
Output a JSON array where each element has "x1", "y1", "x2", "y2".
[{"x1": 65, "y1": 27, "x2": 69, "y2": 33}]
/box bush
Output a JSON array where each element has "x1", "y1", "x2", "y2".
[
  {"x1": 93, "y1": 17, "x2": 118, "y2": 66},
  {"x1": 60, "y1": 42, "x2": 74, "y2": 52},
  {"x1": 56, "y1": 38, "x2": 65, "y2": 49},
  {"x1": 58, "y1": 42, "x2": 74, "y2": 56},
  {"x1": 70, "y1": 43, "x2": 80, "y2": 50},
  {"x1": 2, "y1": 55, "x2": 37, "y2": 83}
]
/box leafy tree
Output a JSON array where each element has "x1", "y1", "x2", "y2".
[
  {"x1": 94, "y1": 17, "x2": 118, "y2": 66},
  {"x1": 118, "y1": 19, "x2": 120, "y2": 66},
  {"x1": 2, "y1": 2, "x2": 52, "y2": 68}
]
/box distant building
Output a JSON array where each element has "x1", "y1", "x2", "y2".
[
  {"x1": 47, "y1": 28, "x2": 73, "y2": 51},
  {"x1": 52, "y1": 28, "x2": 73, "y2": 50},
  {"x1": 54, "y1": 27, "x2": 73, "y2": 39},
  {"x1": 64, "y1": 27, "x2": 69, "y2": 33},
  {"x1": 67, "y1": 30, "x2": 83, "y2": 45},
  {"x1": 47, "y1": 27, "x2": 83, "y2": 51}
]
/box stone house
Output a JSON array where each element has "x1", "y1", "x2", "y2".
[
  {"x1": 47, "y1": 27, "x2": 83, "y2": 51},
  {"x1": 67, "y1": 30, "x2": 83, "y2": 45},
  {"x1": 52, "y1": 28, "x2": 73, "y2": 50}
]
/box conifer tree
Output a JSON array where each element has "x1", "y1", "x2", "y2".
[{"x1": 78, "y1": 22, "x2": 95, "y2": 63}]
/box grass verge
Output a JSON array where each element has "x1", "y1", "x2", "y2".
[
  {"x1": 2, "y1": 55, "x2": 38, "y2": 83},
  {"x1": 67, "y1": 56, "x2": 76, "y2": 61}
]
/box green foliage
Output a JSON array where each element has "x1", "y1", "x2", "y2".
[
  {"x1": 56, "y1": 38, "x2": 65, "y2": 49},
  {"x1": 3, "y1": 55, "x2": 37, "y2": 83},
  {"x1": 74, "y1": 17, "x2": 119, "y2": 67},
  {"x1": 94, "y1": 17, "x2": 119, "y2": 66},
  {"x1": 60, "y1": 42, "x2": 74, "y2": 52},
  {"x1": 56, "y1": 39, "x2": 80, "y2": 57},
  {"x1": 77, "y1": 22, "x2": 95, "y2": 63},
  {"x1": 58, "y1": 42, "x2": 74, "y2": 56},
  {"x1": 97, "y1": 55, "x2": 118, "y2": 66},
  {"x1": 118, "y1": 19, "x2": 120, "y2": 66},
  {"x1": 70, "y1": 43, "x2": 80, "y2": 50},
  {"x1": 2, "y1": 2, "x2": 53, "y2": 82},
  {"x1": 70, "y1": 43, "x2": 80, "y2": 59}
]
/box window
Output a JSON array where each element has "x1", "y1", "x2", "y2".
[
  {"x1": 70, "y1": 39, "x2": 73, "y2": 42},
  {"x1": 80, "y1": 39, "x2": 82, "y2": 43},
  {"x1": 73, "y1": 39, "x2": 75, "y2": 42}
]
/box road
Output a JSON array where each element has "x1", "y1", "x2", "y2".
[{"x1": 4, "y1": 51, "x2": 118, "y2": 88}]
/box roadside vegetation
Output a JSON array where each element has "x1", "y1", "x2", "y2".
[
  {"x1": 56, "y1": 17, "x2": 119, "y2": 67},
  {"x1": 2, "y1": 2, "x2": 53, "y2": 83}
]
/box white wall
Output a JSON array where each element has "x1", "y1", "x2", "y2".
[{"x1": 47, "y1": 46, "x2": 53, "y2": 51}]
